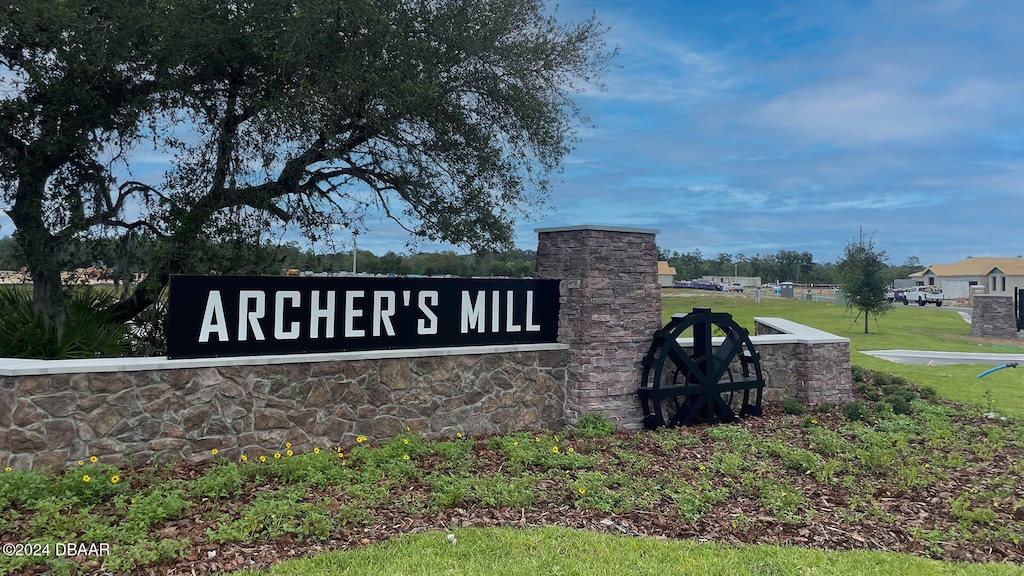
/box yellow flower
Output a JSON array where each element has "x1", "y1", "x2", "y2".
[
  {"x1": 356, "y1": 436, "x2": 367, "y2": 443},
  {"x1": 285, "y1": 442, "x2": 292, "y2": 449},
  {"x1": 402, "y1": 454, "x2": 410, "y2": 460},
  {"x1": 82, "y1": 475, "x2": 91, "y2": 483},
  {"x1": 259, "y1": 455, "x2": 267, "y2": 463},
  {"x1": 406, "y1": 426, "x2": 411, "y2": 432},
  {"x1": 551, "y1": 446, "x2": 559, "y2": 454},
  {"x1": 456, "y1": 432, "x2": 463, "y2": 438},
  {"x1": 3, "y1": 467, "x2": 11, "y2": 472},
  {"x1": 567, "y1": 447, "x2": 575, "y2": 453},
  {"x1": 513, "y1": 441, "x2": 519, "y2": 446},
  {"x1": 286, "y1": 450, "x2": 293, "y2": 457},
  {"x1": 77, "y1": 460, "x2": 84, "y2": 466},
  {"x1": 578, "y1": 487, "x2": 586, "y2": 495},
  {"x1": 535, "y1": 436, "x2": 541, "y2": 443},
  {"x1": 110, "y1": 475, "x2": 120, "y2": 484},
  {"x1": 699, "y1": 465, "x2": 706, "y2": 471},
  {"x1": 313, "y1": 447, "x2": 321, "y2": 454},
  {"x1": 241, "y1": 455, "x2": 248, "y2": 462},
  {"x1": 811, "y1": 419, "x2": 818, "y2": 425},
  {"x1": 337, "y1": 451, "x2": 345, "y2": 458},
  {"x1": 89, "y1": 456, "x2": 98, "y2": 463},
  {"x1": 274, "y1": 452, "x2": 281, "y2": 459},
  {"x1": 211, "y1": 448, "x2": 219, "y2": 456}
]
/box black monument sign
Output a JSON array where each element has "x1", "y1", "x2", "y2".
[{"x1": 167, "y1": 275, "x2": 560, "y2": 359}]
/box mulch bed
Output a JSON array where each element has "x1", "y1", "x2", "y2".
[{"x1": 7, "y1": 403, "x2": 1024, "y2": 575}]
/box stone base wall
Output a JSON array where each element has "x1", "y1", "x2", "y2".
[
  {"x1": 755, "y1": 320, "x2": 853, "y2": 405},
  {"x1": 673, "y1": 338, "x2": 851, "y2": 408},
  {"x1": 971, "y1": 295, "x2": 1019, "y2": 339},
  {"x1": 0, "y1": 349, "x2": 568, "y2": 470}
]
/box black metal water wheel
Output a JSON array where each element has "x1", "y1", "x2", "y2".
[{"x1": 638, "y1": 307, "x2": 765, "y2": 428}]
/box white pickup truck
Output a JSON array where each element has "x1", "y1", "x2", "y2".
[{"x1": 902, "y1": 286, "x2": 944, "y2": 307}]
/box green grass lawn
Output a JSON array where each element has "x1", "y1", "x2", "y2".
[
  {"x1": 233, "y1": 526, "x2": 1024, "y2": 576},
  {"x1": 663, "y1": 292, "x2": 1024, "y2": 419}
]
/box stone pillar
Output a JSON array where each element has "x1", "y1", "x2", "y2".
[
  {"x1": 971, "y1": 295, "x2": 1019, "y2": 339},
  {"x1": 535, "y1": 225, "x2": 661, "y2": 428}
]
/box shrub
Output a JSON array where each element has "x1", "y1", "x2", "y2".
[
  {"x1": 574, "y1": 412, "x2": 616, "y2": 437},
  {"x1": 850, "y1": 365, "x2": 866, "y2": 383},
  {"x1": 842, "y1": 400, "x2": 871, "y2": 422},
  {"x1": 872, "y1": 371, "x2": 894, "y2": 386},
  {"x1": 781, "y1": 398, "x2": 807, "y2": 415}
]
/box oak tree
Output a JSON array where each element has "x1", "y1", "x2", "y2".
[
  {"x1": 835, "y1": 234, "x2": 891, "y2": 334},
  {"x1": 0, "y1": 0, "x2": 612, "y2": 333}
]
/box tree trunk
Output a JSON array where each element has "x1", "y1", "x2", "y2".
[
  {"x1": 7, "y1": 177, "x2": 67, "y2": 335},
  {"x1": 864, "y1": 309, "x2": 869, "y2": 334}
]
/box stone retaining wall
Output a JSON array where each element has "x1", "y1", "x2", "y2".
[{"x1": 1, "y1": 348, "x2": 568, "y2": 470}]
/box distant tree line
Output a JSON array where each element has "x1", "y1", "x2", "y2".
[
  {"x1": 0, "y1": 236, "x2": 536, "y2": 280},
  {"x1": 659, "y1": 248, "x2": 923, "y2": 286},
  {"x1": 0, "y1": 235, "x2": 922, "y2": 286}
]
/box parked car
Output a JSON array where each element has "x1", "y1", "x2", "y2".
[
  {"x1": 728, "y1": 282, "x2": 744, "y2": 292},
  {"x1": 902, "y1": 286, "x2": 944, "y2": 306},
  {"x1": 885, "y1": 287, "x2": 906, "y2": 303}
]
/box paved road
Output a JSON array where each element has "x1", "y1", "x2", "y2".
[{"x1": 862, "y1": 349, "x2": 1024, "y2": 366}]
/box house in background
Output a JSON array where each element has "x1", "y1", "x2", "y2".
[
  {"x1": 909, "y1": 257, "x2": 1024, "y2": 295},
  {"x1": 658, "y1": 261, "x2": 676, "y2": 287}
]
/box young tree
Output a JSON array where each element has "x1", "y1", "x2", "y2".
[
  {"x1": 0, "y1": 0, "x2": 613, "y2": 333},
  {"x1": 835, "y1": 234, "x2": 891, "y2": 334}
]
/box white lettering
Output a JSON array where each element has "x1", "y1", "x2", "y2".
[
  {"x1": 417, "y1": 291, "x2": 438, "y2": 335},
  {"x1": 505, "y1": 290, "x2": 522, "y2": 332},
  {"x1": 345, "y1": 291, "x2": 365, "y2": 337},
  {"x1": 491, "y1": 290, "x2": 500, "y2": 333},
  {"x1": 525, "y1": 290, "x2": 541, "y2": 332},
  {"x1": 198, "y1": 291, "x2": 229, "y2": 342},
  {"x1": 461, "y1": 291, "x2": 486, "y2": 333},
  {"x1": 238, "y1": 290, "x2": 266, "y2": 341},
  {"x1": 310, "y1": 290, "x2": 335, "y2": 338},
  {"x1": 274, "y1": 291, "x2": 301, "y2": 340},
  {"x1": 372, "y1": 291, "x2": 396, "y2": 337}
]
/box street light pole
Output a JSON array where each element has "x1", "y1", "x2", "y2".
[{"x1": 352, "y1": 230, "x2": 358, "y2": 274}]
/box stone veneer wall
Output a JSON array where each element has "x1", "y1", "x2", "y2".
[
  {"x1": 971, "y1": 295, "x2": 1019, "y2": 340},
  {"x1": 754, "y1": 321, "x2": 852, "y2": 405},
  {"x1": 535, "y1": 226, "x2": 662, "y2": 428},
  {"x1": 0, "y1": 348, "x2": 568, "y2": 470}
]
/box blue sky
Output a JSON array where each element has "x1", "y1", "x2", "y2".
[
  {"x1": 481, "y1": 0, "x2": 1024, "y2": 267},
  {"x1": 6, "y1": 0, "x2": 1023, "y2": 268}
]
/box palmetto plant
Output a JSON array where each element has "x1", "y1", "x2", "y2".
[{"x1": 0, "y1": 286, "x2": 127, "y2": 359}]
